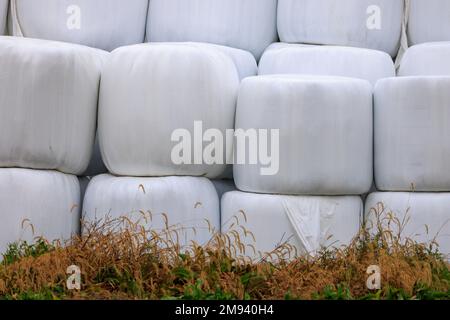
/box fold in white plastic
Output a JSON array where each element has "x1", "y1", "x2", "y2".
[
  {"x1": 0, "y1": 168, "x2": 80, "y2": 254},
  {"x1": 277, "y1": 0, "x2": 404, "y2": 57},
  {"x1": 0, "y1": 0, "x2": 7, "y2": 35},
  {"x1": 221, "y1": 191, "x2": 362, "y2": 259},
  {"x1": 211, "y1": 179, "x2": 236, "y2": 201},
  {"x1": 83, "y1": 134, "x2": 107, "y2": 177},
  {"x1": 9, "y1": 0, "x2": 149, "y2": 51},
  {"x1": 234, "y1": 75, "x2": 373, "y2": 195},
  {"x1": 147, "y1": 0, "x2": 278, "y2": 60},
  {"x1": 408, "y1": 0, "x2": 450, "y2": 46},
  {"x1": 82, "y1": 175, "x2": 220, "y2": 246},
  {"x1": 398, "y1": 42, "x2": 450, "y2": 76},
  {"x1": 375, "y1": 77, "x2": 450, "y2": 191},
  {"x1": 365, "y1": 192, "x2": 450, "y2": 257},
  {"x1": 259, "y1": 43, "x2": 395, "y2": 86},
  {"x1": 99, "y1": 43, "x2": 257, "y2": 178},
  {"x1": 0, "y1": 37, "x2": 107, "y2": 175}
]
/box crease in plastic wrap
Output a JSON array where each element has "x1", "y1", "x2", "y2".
[
  {"x1": 0, "y1": 36, "x2": 108, "y2": 175},
  {"x1": 365, "y1": 193, "x2": 450, "y2": 258},
  {"x1": 0, "y1": 168, "x2": 81, "y2": 254},
  {"x1": 277, "y1": 0, "x2": 404, "y2": 57},
  {"x1": 82, "y1": 175, "x2": 220, "y2": 247},
  {"x1": 147, "y1": 0, "x2": 278, "y2": 60},
  {"x1": 99, "y1": 42, "x2": 256, "y2": 178},
  {"x1": 259, "y1": 43, "x2": 395, "y2": 86},
  {"x1": 9, "y1": 0, "x2": 149, "y2": 51},
  {"x1": 221, "y1": 191, "x2": 363, "y2": 260},
  {"x1": 374, "y1": 77, "x2": 450, "y2": 191}
]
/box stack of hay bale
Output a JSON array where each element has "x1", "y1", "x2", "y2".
[{"x1": 366, "y1": 0, "x2": 450, "y2": 256}]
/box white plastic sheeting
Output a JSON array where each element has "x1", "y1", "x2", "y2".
[
  {"x1": 259, "y1": 43, "x2": 395, "y2": 86},
  {"x1": 147, "y1": 0, "x2": 278, "y2": 60},
  {"x1": 82, "y1": 175, "x2": 220, "y2": 246},
  {"x1": 221, "y1": 191, "x2": 362, "y2": 259},
  {"x1": 0, "y1": 0, "x2": 7, "y2": 35},
  {"x1": 0, "y1": 168, "x2": 80, "y2": 254},
  {"x1": 234, "y1": 75, "x2": 373, "y2": 195},
  {"x1": 398, "y1": 42, "x2": 450, "y2": 76},
  {"x1": 365, "y1": 192, "x2": 450, "y2": 257},
  {"x1": 0, "y1": 37, "x2": 107, "y2": 175},
  {"x1": 277, "y1": 0, "x2": 404, "y2": 57},
  {"x1": 408, "y1": 0, "x2": 450, "y2": 46},
  {"x1": 374, "y1": 77, "x2": 450, "y2": 192},
  {"x1": 9, "y1": 0, "x2": 148, "y2": 51},
  {"x1": 99, "y1": 43, "x2": 257, "y2": 178}
]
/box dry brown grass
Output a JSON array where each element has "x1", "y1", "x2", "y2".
[{"x1": 0, "y1": 204, "x2": 449, "y2": 300}]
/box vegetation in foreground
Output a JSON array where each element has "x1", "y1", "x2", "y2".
[{"x1": 0, "y1": 204, "x2": 449, "y2": 300}]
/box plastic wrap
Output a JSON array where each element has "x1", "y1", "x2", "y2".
[
  {"x1": 398, "y1": 42, "x2": 450, "y2": 76},
  {"x1": 277, "y1": 0, "x2": 404, "y2": 57},
  {"x1": 0, "y1": 168, "x2": 80, "y2": 254},
  {"x1": 259, "y1": 43, "x2": 395, "y2": 86},
  {"x1": 222, "y1": 191, "x2": 362, "y2": 259},
  {"x1": 408, "y1": 0, "x2": 450, "y2": 46},
  {"x1": 234, "y1": 75, "x2": 373, "y2": 195},
  {"x1": 82, "y1": 175, "x2": 220, "y2": 246},
  {"x1": 0, "y1": 0, "x2": 7, "y2": 35},
  {"x1": 99, "y1": 43, "x2": 256, "y2": 178},
  {"x1": 147, "y1": 0, "x2": 278, "y2": 60},
  {"x1": 9, "y1": 0, "x2": 148, "y2": 51},
  {"x1": 0, "y1": 37, "x2": 107, "y2": 175},
  {"x1": 374, "y1": 77, "x2": 450, "y2": 191},
  {"x1": 365, "y1": 192, "x2": 450, "y2": 257}
]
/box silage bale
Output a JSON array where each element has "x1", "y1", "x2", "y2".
[
  {"x1": 374, "y1": 76, "x2": 450, "y2": 191},
  {"x1": 99, "y1": 42, "x2": 256, "y2": 178},
  {"x1": 0, "y1": 36, "x2": 108, "y2": 175},
  {"x1": 259, "y1": 43, "x2": 395, "y2": 86},
  {"x1": 0, "y1": 168, "x2": 80, "y2": 254},
  {"x1": 82, "y1": 175, "x2": 220, "y2": 247},
  {"x1": 221, "y1": 191, "x2": 363, "y2": 260},
  {"x1": 234, "y1": 75, "x2": 373, "y2": 195},
  {"x1": 277, "y1": 0, "x2": 403, "y2": 57},
  {"x1": 9, "y1": 0, "x2": 148, "y2": 51},
  {"x1": 146, "y1": 0, "x2": 278, "y2": 60}
]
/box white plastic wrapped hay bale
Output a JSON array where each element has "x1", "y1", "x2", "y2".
[
  {"x1": 99, "y1": 42, "x2": 257, "y2": 178},
  {"x1": 374, "y1": 77, "x2": 450, "y2": 191},
  {"x1": 398, "y1": 42, "x2": 450, "y2": 76},
  {"x1": 365, "y1": 193, "x2": 450, "y2": 257},
  {"x1": 0, "y1": 0, "x2": 7, "y2": 35},
  {"x1": 408, "y1": 0, "x2": 450, "y2": 46},
  {"x1": 9, "y1": 0, "x2": 148, "y2": 51},
  {"x1": 82, "y1": 175, "x2": 220, "y2": 247},
  {"x1": 277, "y1": 0, "x2": 404, "y2": 57},
  {"x1": 0, "y1": 37, "x2": 107, "y2": 175},
  {"x1": 234, "y1": 75, "x2": 373, "y2": 195},
  {"x1": 221, "y1": 191, "x2": 363, "y2": 260},
  {"x1": 147, "y1": 0, "x2": 278, "y2": 60},
  {"x1": 0, "y1": 168, "x2": 80, "y2": 254},
  {"x1": 259, "y1": 43, "x2": 395, "y2": 86}
]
